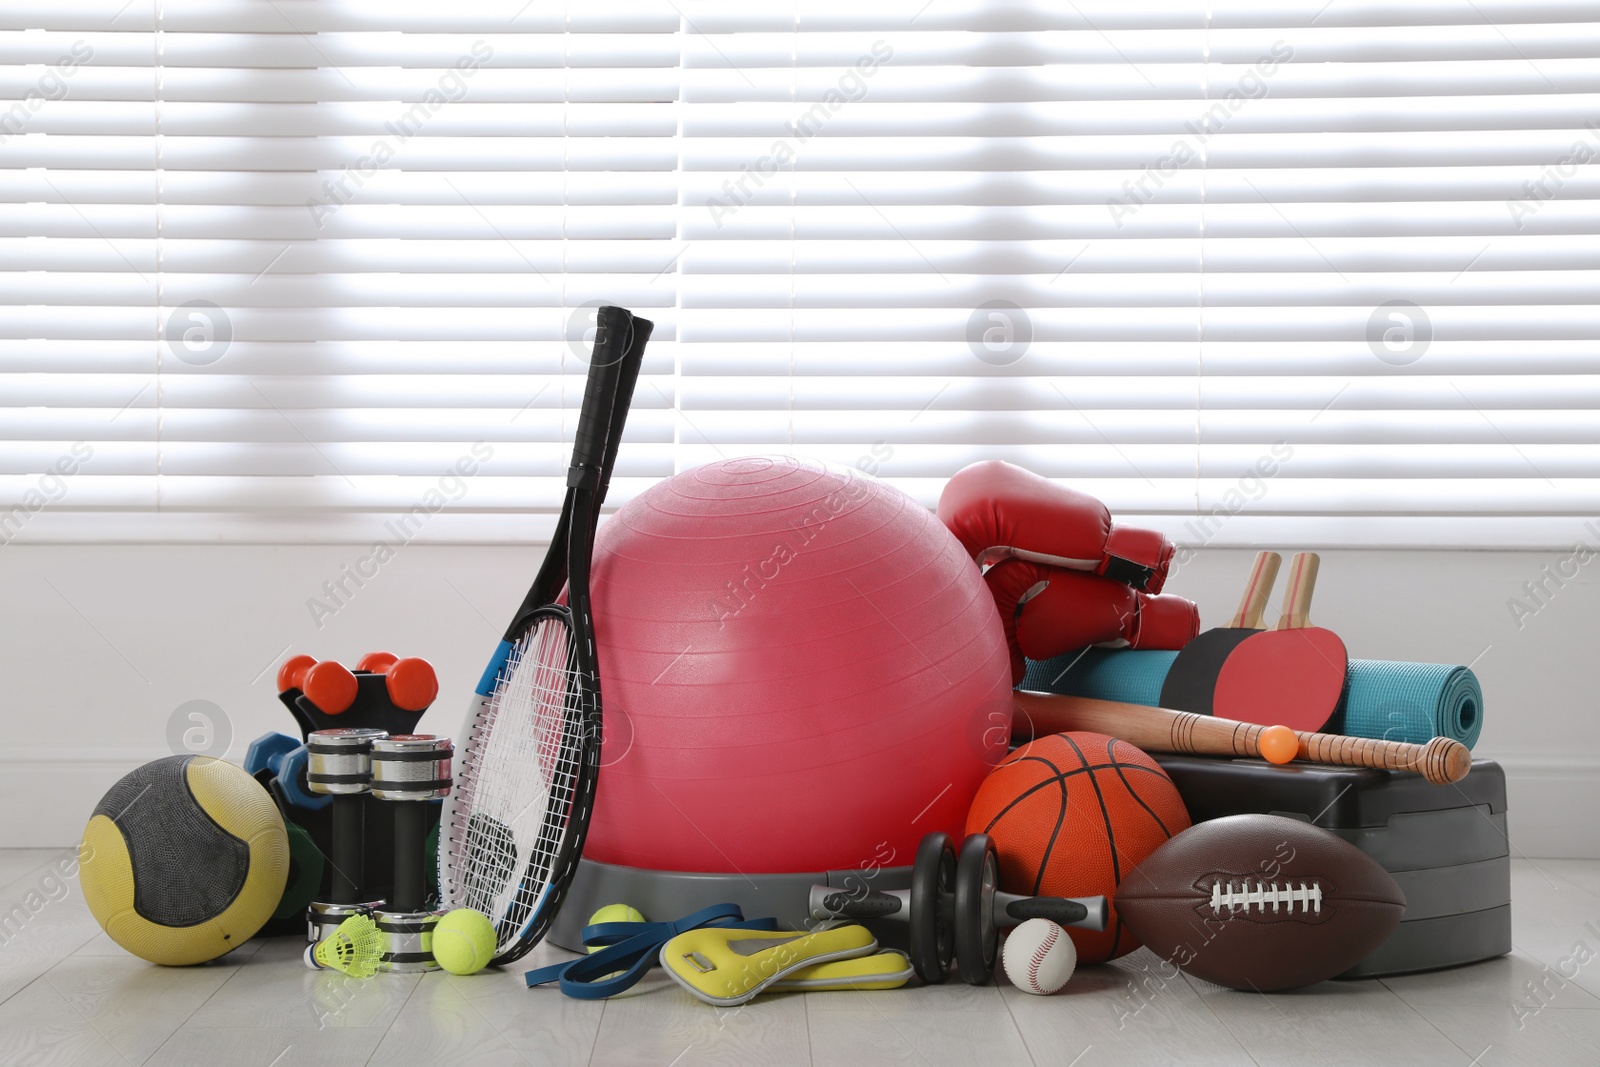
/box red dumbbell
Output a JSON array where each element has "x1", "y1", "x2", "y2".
[
  {"x1": 356, "y1": 651, "x2": 399, "y2": 674},
  {"x1": 277, "y1": 654, "x2": 317, "y2": 694},
  {"x1": 280, "y1": 652, "x2": 437, "y2": 718},
  {"x1": 385, "y1": 657, "x2": 438, "y2": 712},
  {"x1": 354, "y1": 651, "x2": 439, "y2": 712},
  {"x1": 302, "y1": 660, "x2": 360, "y2": 715}
]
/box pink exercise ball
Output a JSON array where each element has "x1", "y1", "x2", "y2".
[{"x1": 586, "y1": 456, "x2": 1012, "y2": 874}]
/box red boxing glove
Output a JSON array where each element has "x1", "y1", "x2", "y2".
[
  {"x1": 985, "y1": 561, "x2": 1200, "y2": 683},
  {"x1": 938, "y1": 460, "x2": 1174, "y2": 594}
]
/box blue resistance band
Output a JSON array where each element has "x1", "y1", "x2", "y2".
[{"x1": 524, "y1": 902, "x2": 779, "y2": 999}]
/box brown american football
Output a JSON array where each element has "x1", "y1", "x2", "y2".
[{"x1": 1114, "y1": 813, "x2": 1406, "y2": 991}]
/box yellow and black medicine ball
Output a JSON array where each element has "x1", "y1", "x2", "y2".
[{"x1": 81, "y1": 755, "x2": 288, "y2": 965}]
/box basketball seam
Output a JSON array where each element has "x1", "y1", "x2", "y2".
[
  {"x1": 1063, "y1": 734, "x2": 1124, "y2": 959},
  {"x1": 978, "y1": 759, "x2": 1175, "y2": 834},
  {"x1": 984, "y1": 753, "x2": 1069, "y2": 899},
  {"x1": 980, "y1": 755, "x2": 1060, "y2": 837},
  {"x1": 1105, "y1": 743, "x2": 1178, "y2": 840},
  {"x1": 1027, "y1": 923, "x2": 1058, "y2": 993},
  {"x1": 1034, "y1": 761, "x2": 1071, "y2": 898}
]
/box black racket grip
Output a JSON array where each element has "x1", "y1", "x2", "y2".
[
  {"x1": 1006, "y1": 896, "x2": 1094, "y2": 927},
  {"x1": 569, "y1": 306, "x2": 632, "y2": 486},
  {"x1": 821, "y1": 889, "x2": 904, "y2": 918},
  {"x1": 598, "y1": 314, "x2": 653, "y2": 504}
]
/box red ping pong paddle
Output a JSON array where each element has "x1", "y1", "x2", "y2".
[
  {"x1": 1157, "y1": 550, "x2": 1281, "y2": 715},
  {"x1": 1212, "y1": 551, "x2": 1348, "y2": 732}
]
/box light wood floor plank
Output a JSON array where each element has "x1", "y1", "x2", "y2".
[
  {"x1": 807, "y1": 1007, "x2": 1035, "y2": 1067},
  {"x1": 373, "y1": 969, "x2": 605, "y2": 1067},
  {"x1": 0, "y1": 882, "x2": 103, "y2": 1008},
  {"x1": 183, "y1": 936, "x2": 419, "y2": 1031},
  {"x1": 1541, "y1": 859, "x2": 1600, "y2": 901},
  {"x1": 0, "y1": 849, "x2": 1589, "y2": 1067},
  {"x1": 142, "y1": 1026, "x2": 384, "y2": 1067},
  {"x1": 1382, "y1": 949, "x2": 1600, "y2": 1013},
  {"x1": 41, "y1": 954, "x2": 241, "y2": 1065},
  {"x1": 1502, "y1": 863, "x2": 1600, "y2": 1000},
  {"x1": 589, "y1": 977, "x2": 811, "y2": 1067},
  {"x1": 0, "y1": 977, "x2": 128, "y2": 1067},
  {"x1": 0, "y1": 850, "x2": 66, "y2": 894},
  {"x1": 1002, "y1": 947, "x2": 1255, "y2": 1066},
  {"x1": 1192, "y1": 977, "x2": 1476, "y2": 1067},
  {"x1": 1412, "y1": 1003, "x2": 1600, "y2": 1067}
]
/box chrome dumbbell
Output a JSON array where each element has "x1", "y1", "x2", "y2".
[
  {"x1": 304, "y1": 727, "x2": 388, "y2": 944},
  {"x1": 369, "y1": 734, "x2": 452, "y2": 973}
]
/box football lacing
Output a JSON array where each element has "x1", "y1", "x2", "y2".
[{"x1": 1209, "y1": 879, "x2": 1322, "y2": 915}]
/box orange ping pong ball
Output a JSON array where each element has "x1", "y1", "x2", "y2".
[{"x1": 1259, "y1": 725, "x2": 1299, "y2": 765}]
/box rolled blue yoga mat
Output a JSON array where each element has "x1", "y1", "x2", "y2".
[
  {"x1": 1022, "y1": 647, "x2": 1176, "y2": 707},
  {"x1": 1331, "y1": 659, "x2": 1483, "y2": 750},
  {"x1": 1022, "y1": 649, "x2": 1484, "y2": 750}
]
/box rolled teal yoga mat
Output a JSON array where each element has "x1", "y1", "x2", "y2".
[
  {"x1": 1330, "y1": 660, "x2": 1483, "y2": 750},
  {"x1": 1022, "y1": 650, "x2": 1484, "y2": 750},
  {"x1": 1022, "y1": 648, "x2": 1178, "y2": 707}
]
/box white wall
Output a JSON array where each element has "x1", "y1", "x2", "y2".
[{"x1": 2, "y1": 541, "x2": 1595, "y2": 856}]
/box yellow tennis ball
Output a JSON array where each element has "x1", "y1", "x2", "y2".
[
  {"x1": 433, "y1": 908, "x2": 496, "y2": 976},
  {"x1": 586, "y1": 904, "x2": 646, "y2": 953}
]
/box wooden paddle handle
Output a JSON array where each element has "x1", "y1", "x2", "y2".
[
  {"x1": 1274, "y1": 551, "x2": 1320, "y2": 630},
  {"x1": 1012, "y1": 691, "x2": 1471, "y2": 785},
  {"x1": 1228, "y1": 550, "x2": 1282, "y2": 629}
]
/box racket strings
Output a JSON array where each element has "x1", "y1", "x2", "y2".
[{"x1": 448, "y1": 615, "x2": 585, "y2": 951}]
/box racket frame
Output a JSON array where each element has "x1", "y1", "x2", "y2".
[{"x1": 441, "y1": 306, "x2": 652, "y2": 963}]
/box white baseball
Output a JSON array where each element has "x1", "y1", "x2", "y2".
[{"x1": 1003, "y1": 918, "x2": 1076, "y2": 995}]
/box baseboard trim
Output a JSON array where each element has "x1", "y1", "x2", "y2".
[
  {"x1": 1494, "y1": 755, "x2": 1600, "y2": 859},
  {"x1": 7, "y1": 751, "x2": 1600, "y2": 856},
  {"x1": 3, "y1": 751, "x2": 209, "y2": 849}
]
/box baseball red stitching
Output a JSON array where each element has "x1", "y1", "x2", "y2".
[{"x1": 1026, "y1": 923, "x2": 1059, "y2": 993}]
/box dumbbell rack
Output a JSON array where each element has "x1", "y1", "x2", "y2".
[{"x1": 249, "y1": 652, "x2": 444, "y2": 938}]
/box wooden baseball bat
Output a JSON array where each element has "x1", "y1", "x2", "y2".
[{"x1": 1012, "y1": 691, "x2": 1471, "y2": 786}]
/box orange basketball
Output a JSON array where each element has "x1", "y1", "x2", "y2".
[{"x1": 965, "y1": 731, "x2": 1190, "y2": 964}]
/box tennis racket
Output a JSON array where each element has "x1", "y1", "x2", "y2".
[{"x1": 441, "y1": 305, "x2": 652, "y2": 964}]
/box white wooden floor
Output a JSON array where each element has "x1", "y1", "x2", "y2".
[{"x1": 2, "y1": 851, "x2": 1597, "y2": 1067}]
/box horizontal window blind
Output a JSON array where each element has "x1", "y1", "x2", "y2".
[
  {"x1": 2, "y1": 0, "x2": 1596, "y2": 547},
  {"x1": 0, "y1": 0, "x2": 681, "y2": 544}
]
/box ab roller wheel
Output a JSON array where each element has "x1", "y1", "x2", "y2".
[
  {"x1": 808, "y1": 831, "x2": 1108, "y2": 985},
  {"x1": 908, "y1": 832, "x2": 956, "y2": 984},
  {"x1": 954, "y1": 833, "x2": 1000, "y2": 986}
]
